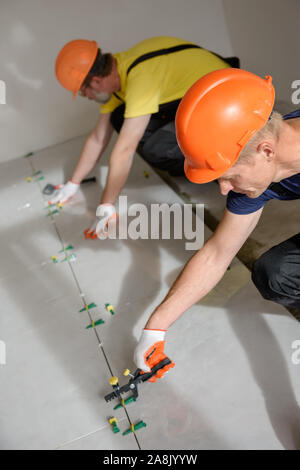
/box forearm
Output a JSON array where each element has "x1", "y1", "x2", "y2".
[
  {"x1": 100, "y1": 148, "x2": 135, "y2": 204},
  {"x1": 71, "y1": 132, "x2": 106, "y2": 184},
  {"x1": 145, "y1": 239, "x2": 231, "y2": 330}
]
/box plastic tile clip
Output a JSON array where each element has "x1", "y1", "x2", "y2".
[
  {"x1": 79, "y1": 303, "x2": 97, "y2": 313},
  {"x1": 59, "y1": 245, "x2": 74, "y2": 253},
  {"x1": 85, "y1": 318, "x2": 105, "y2": 329},
  {"x1": 109, "y1": 417, "x2": 120, "y2": 434},
  {"x1": 113, "y1": 396, "x2": 136, "y2": 410},
  {"x1": 105, "y1": 358, "x2": 174, "y2": 402},
  {"x1": 105, "y1": 303, "x2": 115, "y2": 315},
  {"x1": 61, "y1": 254, "x2": 76, "y2": 263},
  {"x1": 46, "y1": 209, "x2": 60, "y2": 216},
  {"x1": 26, "y1": 170, "x2": 44, "y2": 183},
  {"x1": 46, "y1": 202, "x2": 63, "y2": 217},
  {"x1": 46, "y1": 202, "x2": 63, "y2": 212},
  {"x1": 122, "y1": 421, "x2": 146, "y2": 436},
  {"x1": 51, "y1": 251, "x2": 76, "y2": 264}
]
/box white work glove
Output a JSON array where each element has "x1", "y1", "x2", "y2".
[
  {"x1": 49, "y1": 181, "x2": 80, "y2": 205},
  {"x1": 133, "y1": 328, "x2": 175, "y2": 382},
  {"x1": 84, "y1": 203, "x2": 117, "y2": 240}
]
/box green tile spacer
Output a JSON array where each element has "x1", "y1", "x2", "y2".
[
  {"x1": 105, "y1": 303, "x2": 115, "y2": 315},
  {"x1": 59, "y1": 245, "x2": 74, "y2": 253},
  {"x1": 35, "y1": 176, "x2": 44, "y2": 182},
  {"x1": 79, "y1": 302, "x2": 97, "y2": 313},
  {"x1": 61, "y1": 253, "x2": 76, "y2": 262},
  {"x1": 113, "y1": 396, "x2": 136, "y2": 410},
  {"x1": 134, "y1": 421, "x2": 147, "y2": 431},
  {"x1": 112, "y1": 423, "x2": 120, "y2": 434},
  {"x1": 24, "y1": 152, "x2": 34, "y2": 158},
  {"x1": 46, "y1": 204, "x2": 56, "y2": 210},
  {"x1": 46, "y1": 209, "x2": 59, "y2": 216},
  {"x1": 85, "y1": 318, "x2": 105, "y2": 329},
  {"x1": 109, "y1": 417, "x2": 120, "y2": 434},
  {"x1": 122, "y1": 421, "x2": 146, "y2": 436},
  {"x1": 32, "y1": 170, "x2": 42, "y2": 176}
]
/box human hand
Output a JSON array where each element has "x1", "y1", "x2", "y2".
[
  {"x1": 133, "y1": 328, "x2": 175, "y2": 382},
  {"x1": 49, "y1": 180, "x2": 80, "y2": 205},
  {"x1": 84, "y1": 203, "x2": 117, "y2": 239}
]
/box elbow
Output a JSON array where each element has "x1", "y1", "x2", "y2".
[
  {"x1": 89, "y1": 130, "x2": 102, "y2": 147},
  {"x1": 120, "y1": 142, "x2": 138, "y2": 156},
  {"x1": 111, "y1": 145, "x2": 136, "y2": 165}
]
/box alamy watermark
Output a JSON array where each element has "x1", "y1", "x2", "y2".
[
  {"x1": 0, "y1": 340, "x2": 6, "y2": 365},
  {"x1": 0, "y1": 80, "x2": 6, "y2": 104},
  {"x1": 96, "y1": 196, "x2": 204, "y2": 251},
  {"x1": 291, "y1": 340, "x2": 300, "y2": 365},
  {"x1": 291, "y1": 80, "x2": 300, "y2": 105}
]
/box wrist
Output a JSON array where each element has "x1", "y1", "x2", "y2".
[
  {"x1": 144, "y1": 328, "x2": 167, "y2": 332},
  {"x1": 145, "y1": 313, "x2": 169, "y2": 331},
  {"x1": 141, "y1": 328, "x2": 166, "y2": 342},
  {"x1": 69, "y1": 179, "x2": 81, "y2": 186},
  {"x1": 100, "y1": 198, "x2": 116, "y2": 206}
]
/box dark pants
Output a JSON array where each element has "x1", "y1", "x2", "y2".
[
  {"x1": 252, "y1": 233, "x2": 300, "y2": 308},
  {"x1": 110, "y1": 101, "x2": 185, "y2": 176}
]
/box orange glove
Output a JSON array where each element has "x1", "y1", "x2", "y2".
[
  {"x1": 84, "y1": 203, "x2": 117, "y2": 239},
  {"x1": 133, "y1": 328, "x2": 175, "y2": 382}
]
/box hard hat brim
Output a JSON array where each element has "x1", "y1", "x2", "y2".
[{"x1": 184, "y1": 159, "x2": 237, "y2": 184}]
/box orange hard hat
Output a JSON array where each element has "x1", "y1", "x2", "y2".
[
  {"x1": 175, "y1": 68, "x2": 275, "y2": 183},
  {"x1": 55, "y1": 39, "x2": 98, "y2": 99}
]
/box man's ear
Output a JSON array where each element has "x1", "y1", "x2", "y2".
[{"x1": 257, "y1": 141, "x2": 275, "y2": 162}]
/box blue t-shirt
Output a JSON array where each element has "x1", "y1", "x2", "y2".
[{"x1": 227, "y1": 109, "x2": 300, "y2": 214}]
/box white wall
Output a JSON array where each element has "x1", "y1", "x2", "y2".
[
  {"x1": 222, "y1": 0, "x2": 300, "y2": 114},
  {"x1": 0, "y1": 0, "x2": 233, "y2": 162}
]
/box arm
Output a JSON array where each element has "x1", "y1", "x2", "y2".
[
  {"x1": 71, "y1": 112, "x2": 113, "y2": 184},
  {"x1": 145, "y1": 207, "x2": 264, "y2": 330},
  {"x1": 100, "y1": 114, "x2": 151, "y2": 204}
]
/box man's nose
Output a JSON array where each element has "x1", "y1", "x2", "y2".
[{"x1": 218, "y1": 179, "x2": 234, "y2": 196}]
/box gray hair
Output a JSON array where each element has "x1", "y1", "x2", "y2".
[{"x1": 236, "y1": 111, "x2": 283, "y2": 164}]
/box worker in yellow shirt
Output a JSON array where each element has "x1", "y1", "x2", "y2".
[{"x1": 54, "y1": 36, "x2": 238, "y2": 238}]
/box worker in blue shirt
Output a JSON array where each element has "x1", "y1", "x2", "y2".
[{"x1": 134, "y1": 68, "x2": 300, "y2": 378}]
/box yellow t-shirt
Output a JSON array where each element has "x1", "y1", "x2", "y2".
[{"x1": 100, "y1": 36, "x2": 231, "y2": 119}]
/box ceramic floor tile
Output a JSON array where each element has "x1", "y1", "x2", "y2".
[
  {"x1": 57, "y1": 418, "x2": 139, "y2": 450},
  {"x1": 0, "y1": 135, "x2": 299, "y2": 450},
  {"x1": 0, "y1": 289, "x2": 142, "y2": 449}
]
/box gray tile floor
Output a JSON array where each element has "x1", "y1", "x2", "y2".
[{"x1": 0, "y1": 136, "x2": 299, "y2": 450}]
